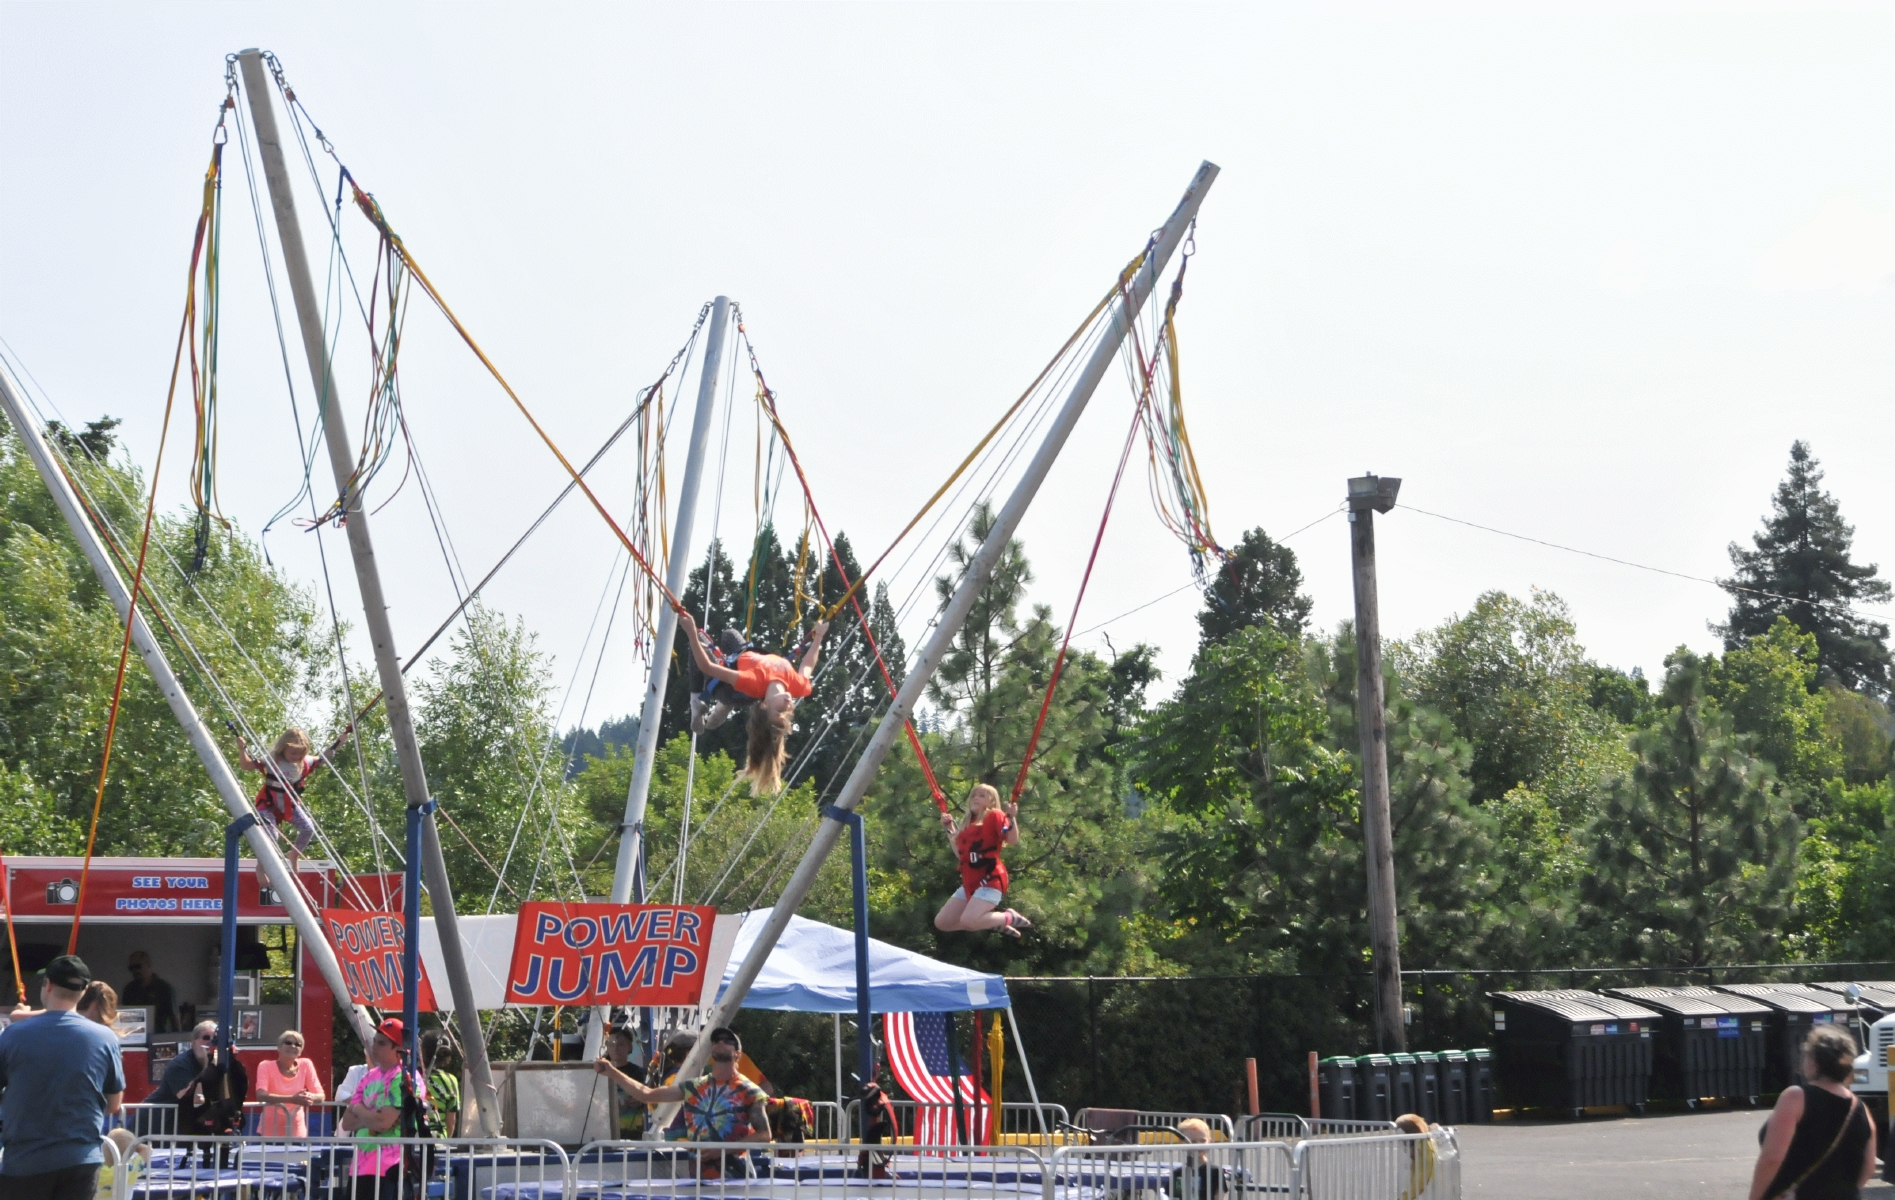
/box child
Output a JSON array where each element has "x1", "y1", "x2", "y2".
[
  {"x1": 677, "y1": 612, "x2": 829, "y2": 794},
  {"x1": 238, "y1": 729, "x2": 324, "y2": 871},
  {"x1": 933, "y1": 784, "x2": 1031, "y2": 937}
]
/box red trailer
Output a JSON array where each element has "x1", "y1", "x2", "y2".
[{"x1": 1, "y1": 856, "x2": 344, "y2": 1103}]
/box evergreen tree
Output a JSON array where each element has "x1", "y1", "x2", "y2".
[
  {"x1": 1581, "y1": 650, "x2": 1800, "y2": 966},
  {"x1": 925, "y1": 502, "x2": 1032, "y2": 784},
  {"x1": 1718, "y1": 441, "x2": 1892, "y2": 694},
  {"x1": 1197, "y1": 527, "x2": 1314, "y2": 647}
]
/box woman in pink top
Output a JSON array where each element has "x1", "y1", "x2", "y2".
[{"x1": 255, "y1": 1029, "x2": 323, "y2": 1137}]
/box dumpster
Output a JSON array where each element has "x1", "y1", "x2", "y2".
[
  {"x1": 1413, "y1": 1052, "x2": 1442, "y2": 1124},
  {"x1": 1715, "y1": 984, "x2": 1851, "y2": 1091},
  {"x1": 1605, "y1": 986, "x2": 1769, "y2": 1105},
  {"x1": 1807, "y1": 981, "x2": 1895, "y2": 1027},
  {"x1": 1489, "y1": 990, "x2": 1657, "y2": 1117},
  {"x1": 1468, "y1": 1048, "x2": 1495, "y2": 1122},
  {"x1": 1317, "y1": 1056, "x2": 1358, "y2": 1121},
  {"x1": 1390, "y1": 1052, "x2": 1419, "y2": 1116},
  {"x1": 1438, "y1": 1050, "x2": 1469, "y2": 1124},
  {"x1": 1356, "y1": 1054, "x2": 1393, "y2": 1121}
]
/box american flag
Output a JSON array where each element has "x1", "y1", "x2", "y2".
[{"x1": 884, "y1": 1011, "x2": 989, "y2": 1147}]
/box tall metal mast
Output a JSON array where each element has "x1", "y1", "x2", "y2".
[
  {"x1": 235, "y1": 49, "x2": 500, "y2": 1134},
  {"x1": 0, "y1": 359, "x2": 376, "y2": 1046},
  {"x1": 654, "y1": 161, "x2": 1219, "y2": 1116},
  {"x1": 585, "y1": 296, "x2": 730, "y2": 1060}
]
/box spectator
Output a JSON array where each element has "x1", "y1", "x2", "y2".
[
  {"x1": 255, "y1": 1030, "x2": 322, "y2": 1138},
  {"x1": 0, "y1": 954, "x2": 125, "y2": 1200},
  {"x1": 339, "y1": 1019, "x2": 423, "y2": 1200},
  {"x1": 121, "y1": 953, "x2": 177, "y2": 1034},
  {"x1": 1752, "y1": 1024, "x2": 1876, "y2": 1200},
  {"x1": 158, "y1": 1019, "x2": 249, "y2": 1159},
  {"x1": 10, "y1": 981, "x2": 116, "y2": 1027},
  {"x1": 336, "y1": 1052, "x2": 371, "y2": 1105},
  {"x1": 595, "y1": 1025, "x2": 645, "y2": 1141},
  {"x1": 421, "y1": 1032, "x2": 461, "y2": 1138},
  {"x1": 594, "y1": 1026, "x2": 769, "y2": 1178},
  {"x1": 1393, "y1": 1114, "x2": 1438, "y2": 1200},
  {"x1": 855, "y1": 1081, "x2": 899, "y2": 1179},
  {"x1": 1168, "y1": 1118, "x2": 1229, "y2": 1200}
]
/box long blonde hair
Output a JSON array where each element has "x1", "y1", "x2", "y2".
[
  {"x1": 272, "y1": 728, "x2": 312, "y2": 758},
  {"x1": 744, "y1": 706, "x2": 794, "y2": 795},
  {"x1": 79, "y1": 980, "x2": 118, "y2": 1025},
  {"x1": 961, "y1": 783, "x2": 1000, "y2": 829}
]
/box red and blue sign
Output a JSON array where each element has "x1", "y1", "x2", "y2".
[{"x1": 505, "y1": 903, "x2": 715, "y2": 1006}]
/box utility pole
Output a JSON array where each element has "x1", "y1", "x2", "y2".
[
  {"x1": 0, "y1": 359, "x2": 375, "y2": 1047},
  {"x1": 236, "y1": 49, "x2": 500, "y2": 1133},
  {"x1": 586, "y1": 295, "x2": 730, "y2": 1062},
  {"x1": 648, "y1": 162, "x2": 1220, "y2": 1126},
  {"x1": 1348, "y1": 473, "x2": 1405, "y2": 1053}
]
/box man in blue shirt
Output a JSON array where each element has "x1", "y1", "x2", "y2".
[{"x1": 0, "y1": 955, "x2": 124, "y2": 1200}]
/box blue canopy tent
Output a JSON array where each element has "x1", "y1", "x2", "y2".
[{"x1": 712, "y1": 910, "x2": 1043, "y2": 1124}]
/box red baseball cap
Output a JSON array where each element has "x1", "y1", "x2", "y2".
[{"x1": 375, "y1": 1018, "x2": 404, "y2": 1043}]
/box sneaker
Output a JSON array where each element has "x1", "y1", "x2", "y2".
[{"x1": 690, "y1": 695, "x2": 707, "y2": 734}]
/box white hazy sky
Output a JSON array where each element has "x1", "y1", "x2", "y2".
[{"x1": 4, "y1": 3, "x2": 1893, "y2": 733}]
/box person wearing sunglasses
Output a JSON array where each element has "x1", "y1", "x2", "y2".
[
  {"x1": 594, "y1": 1027, "x2": 770, "y2": 1178},
  {"x1": 158, "y1": 1020, "x2": 248, "y2": 1163},
  {"x1": 339, "y1": 1019, "x2": 423, "y2": 1200},
  {"x1": 256, "y1": 1031, "x2": 322, "y2": 1138}
]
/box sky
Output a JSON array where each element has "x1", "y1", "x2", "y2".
[{"x1": 4, "y1": 2, "x2": 1893, "y2": 734}]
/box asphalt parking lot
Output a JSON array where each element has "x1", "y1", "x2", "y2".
[{"x1": 1455, "y1": 1108, "x2": 1895, "y2": 1198}]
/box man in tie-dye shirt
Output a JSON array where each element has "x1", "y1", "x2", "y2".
[{"x1": 594, "y1": 1027, "x2": 769, "y2": 1178}]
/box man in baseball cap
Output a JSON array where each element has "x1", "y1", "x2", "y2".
[{"x1": 0, "y1": 955, "x2": 125, "y2": 1200}]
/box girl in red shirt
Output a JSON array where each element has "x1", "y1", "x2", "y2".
[
  {"x1": 679, "y1": 612, "x2": 829, "y2": 794},
  {"x1": 934, "y1": 784, "x2": 1031, "y2": 937},
  {"x1": 237, "y1": 728, "x2": 325, "y2": 871}
]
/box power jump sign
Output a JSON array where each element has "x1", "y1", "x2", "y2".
[
  {"x1": 506, "y1": 903, "x2": 716, "y2": 1006},
  {"x1": 320, "y1": 908, "x2": 438, "y2": 1011}
]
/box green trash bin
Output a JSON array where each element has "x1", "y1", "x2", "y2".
[
  {"x1": 1390, "y1": 1052, "x2": 1418, "y2": 1117},
  {"x1": 1317, "y1": 1056, "x2": 1358, "y2": 1121},
  {"x1": 1438, "y1": 1050, "x2": 1469, "y2": 1124},
  {"x1": 1468, "y1": 1048, "x2": 1495, "y2": 1122},
  {"x1": 1356, "y1": 1054, "x2": 1393, "y2": 1122},
  {"x1": 1413, "y1": 1052, "x2": 1442, "y2": 1124}
]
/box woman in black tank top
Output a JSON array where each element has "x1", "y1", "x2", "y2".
[{"x1": 1751, "y1": 1024, "x2": 1876, "y2": 1200}]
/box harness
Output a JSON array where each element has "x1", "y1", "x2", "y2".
[{"x1": 256, "y1": 759, "x2": 308, "y2": 821}]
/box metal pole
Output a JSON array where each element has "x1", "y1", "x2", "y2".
[
  {"x1": 0, "y1": 358, "x2": 375, "y2": 1047},
  {"x1": 944, "y1": 1014, "x2": 967, "y2": 1149},
  {"x1": 235, "y1": 49, "x2": 500, "y2": 1133},
  {"x1": 827, "y1": 807, "x2": 874, "y2": 1091},
  {"x1": 219, "y1": 813, "x2": 258, "y2": 1053},
  {"x1": 402, "y1": 802, "x2": 428, "y2": 1066},
  {"x1": 1004, "y1": 1008, "x2": 1048, "y2": 1137},
  {"x1": 651, "y1": 161, "x2": 1219, "y2": 1120},
  {"x1": 589, "y1": 297, "x2": 731, "y2": 1060},
  {"x1": 1348, "y1": 473, "x2": 1405, "y2": 1053}
]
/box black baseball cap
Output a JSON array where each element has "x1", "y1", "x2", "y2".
[{"x1": 45, "y1": 955, "x2": 91, "y2": 990}]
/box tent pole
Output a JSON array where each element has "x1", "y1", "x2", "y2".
[
  {"x1": 834, "y1": 1013, "x2": 844, "y2": 1135},
  {"x1": 1007, "y1": 1008, "x2": 1048, "y2": 1137},
  {"x1": 650, "y1": 161, "x2": 1219, "y2": 1129}
]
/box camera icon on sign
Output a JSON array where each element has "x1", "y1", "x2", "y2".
[{"x1": 45, "y1": 878, "x2": 79, "y2": 905}]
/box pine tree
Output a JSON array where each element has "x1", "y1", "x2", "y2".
[
  {"x1": 1718, "y1": 441, "x2": 1892, "y2": 695},
  {"x1": 1581, "y1": 650, "x2": 1800, "y2": 967},
  {"x1": 1197, "y1": 527, "x2": 1313, "y2": 647}
]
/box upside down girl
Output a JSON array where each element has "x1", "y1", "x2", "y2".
[
  {"x1": 934, "y1": 783, "x2": 1032, "y2": 937},
  {"x1": 678, "y1": 611, "x2": 829, "y2": 794}
]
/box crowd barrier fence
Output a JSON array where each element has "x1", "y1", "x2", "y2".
[{"x1": 78, "y1": 1126, "x2": 1460, "y2": 1200}]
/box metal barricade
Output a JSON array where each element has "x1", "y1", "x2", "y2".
[
  {"x1": 1052, "y1": 1137, "x2": 1297, "y2": 1198},
  {"x1": 804, "y1": 1099, "x2": 849, "y2": 1143},
  {"x1": 844, "y1": 1099, "x2": 1071, "y2": 1145},
  {"x1": 1072, "y1": 1107, "x2": 1239, "y2": 1143},
  {"x1": 572, "y1": 1138, "x2": 1051, "y2": 1200},
  {"x1": 1293, "y1": 1129, "x2": 1461, "y2": 1200},
  {"x1": 1239, "y1": 1113, "x2": 1313, "y2": 1141},
  {"x1": 1306, "y1": 1118, "x2": 1401, "y2": 1137},
  {"x1": 109, "y1": 1103, "x2": 179, "y2": 1137},
  {"x1": 109, "y1": 1132, "x2": 568, "y2": 1200}
]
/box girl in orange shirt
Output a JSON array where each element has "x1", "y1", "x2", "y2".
[{"x1": 679, "y1": 612, "x2": 828, "y2": 794}]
